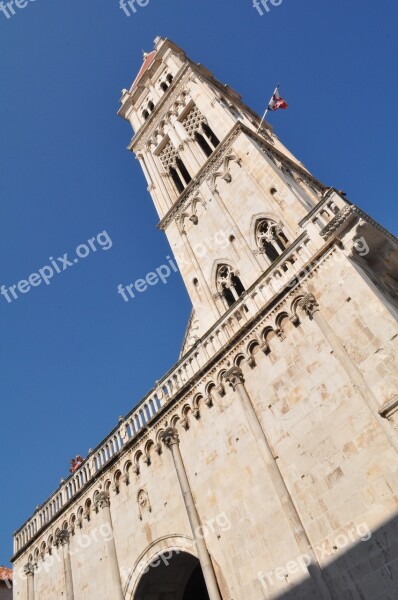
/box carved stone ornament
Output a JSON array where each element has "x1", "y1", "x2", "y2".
[
  {"x1": 320, "y1": 205, "x2": 354, "y2": 240},
  {"x1": 138, "y1": 489, "x2": 152, "y2": 520},
  {"x1": 54, "y1": 529, "x2": 70, "y2": 547},
  {"x1": 181, "y1": 417, "x2": 190, "y2": 430},
  {"x1": 95, "y1": 491, "x2": 111, "y2": 510},
  {"x1": 192, "y1": 407, "x2": 200, "y2": 420},
  {"x1": 24, "y1": 562, "x2": 36, "y2": 576},
  {"x1": 160, "y1": 426, "x2": 180, "y2": 448},
  {"x1": 298, "y1": 293, "x2": 320, "y2": 318},
  {"x1": 216, "y1": 382, "x2": 226, "y2": 397},
  {"x1": 204, "y1": 395, "x2": 214, "y2": 408},
  {"x1": 246, "y1": 355, "x2": 257, "y2": 369},
  {"x1": 224, "y1": 366, "x2": 245, "y2": 390}
]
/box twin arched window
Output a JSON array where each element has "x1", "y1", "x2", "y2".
[
  {"x1": 255, "y1": 219, "x2": 289, "y2": 263},
  {"x1": 214, "y1": 220, "x2": 288, "y2": 310},
  {"x1": 216, "y1": 264, "x2": 245, "y2": 308}
]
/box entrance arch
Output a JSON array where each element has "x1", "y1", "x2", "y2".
[{"x1": 134, "y1": 550, "x2": 210, "y2": 600}]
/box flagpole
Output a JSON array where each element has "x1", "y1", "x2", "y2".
[{"x1": 257, "y1": 83, "x2": 279, "y2": 133}]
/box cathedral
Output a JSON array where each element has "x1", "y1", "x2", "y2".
[{"x1": 11, "y1": 37, "x2": 398, "y2": 599}]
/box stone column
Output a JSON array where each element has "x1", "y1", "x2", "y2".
[
  {"x1": 224, "y1": 366, "x2": 332, "y2": 600},
  {"x1": 161, "y1": 427, "x2": 222, "y2": 600},
  {"x1": 298, "y1": 293, "x2": 398, "y2": 455},
  {"x1": 95, "y1": 491, "x2": 125, "y2": 600},
  {"x1": 55, "y1": 530, "x2": 74, "y2": 600},
  {"x1": 24, "y1": 562, "x2": 35, "y2": 600}
]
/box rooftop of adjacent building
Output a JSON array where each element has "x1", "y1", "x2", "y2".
[{"x1": 0, "y1": 567, "x2": 12, "y2": 581}]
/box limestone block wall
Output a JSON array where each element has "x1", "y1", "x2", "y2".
[
  {"x1": 166, "y1": 129, "x2": 326, "y2": 338},
  {"x1": 12, "y1": 245, "x2": 398, "y2": 600}
]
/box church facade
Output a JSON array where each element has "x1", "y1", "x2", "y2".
[{"x1": 12, "y1": 37, "x2": 398, "y2": 600}]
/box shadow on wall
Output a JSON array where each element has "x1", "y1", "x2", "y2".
[{"x1": 266, "y1": 513, "x2": 398, "y2": 599}]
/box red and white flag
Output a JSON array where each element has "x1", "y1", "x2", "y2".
[
  {"x1": 268, "y1": 88, "x2": 288, "y2": 111},
  {"x1": 257, "y1": 84, "x2": 288, "y2": 132}
]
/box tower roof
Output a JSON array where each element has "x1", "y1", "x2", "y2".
[
  {"x1": 131, "y1": 50, "x2": 157, "y2": 90},
  {"x1": 0, "y1": 566, "x2": 12, "y2": 581}
]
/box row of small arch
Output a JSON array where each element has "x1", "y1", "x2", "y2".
[{"x1": 16, "y1": 296, "x2": 306, "y2": 556}]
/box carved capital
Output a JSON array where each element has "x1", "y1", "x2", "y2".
[
  {"x1": 160, "y1": 426, "x2": 180, "y2": 448},
  {"x1": 24, "y1": 562, "x2": 36, "y2": 576},
  {"x1": 95, "y1": 491, "x2": 110, "y2": 510},
  {"x1": 298, "y1": 293, "x2": 319, "y2": 318},
  {"x1": 224, "y1": 366, "x2": 245, "y2": 390},
  {"x1": 54, "y1": 529, "x2": 70, "y2": 547}
]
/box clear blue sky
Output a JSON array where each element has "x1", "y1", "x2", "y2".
[{"x1": 1, "y1": 0, "x2": 397, "y2": 565}]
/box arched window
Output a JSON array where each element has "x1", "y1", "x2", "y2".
[
  {"x1": 166, "y1": 74, "x2": 173, "y2": 84},
  {"x1": 216, "y1": 264, "x2": 245, "y2": 308},
  {"x1": 181, "y1": 105, "x2": 220, "y2": 159},
  {"x1": 160, "y1": 82, "x2": 168, "y2": 92},
  {"x1": 255, "y1": 219, "x2": 289, "y2": 263},
  {"x1": 148, "y1": 101, "x2": 154, "y2": 112},
  {"x1": 159, "y1": 139, "x2": 191, "y2": 196}
]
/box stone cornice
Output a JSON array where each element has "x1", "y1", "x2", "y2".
[{"x1": 320, "y1": 204, "x2": 398, "y2": 244}]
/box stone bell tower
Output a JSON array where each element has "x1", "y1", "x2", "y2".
[
  {"x1": 11, "y1": 37, "x2": 398, "y2": 600},
  {"x1": 118, "y1": 36, "x2": 329, "y2": 350}
]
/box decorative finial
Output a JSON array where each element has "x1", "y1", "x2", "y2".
[{"x1": 142, "y1": 50, "x2": 149, "y2": 60}]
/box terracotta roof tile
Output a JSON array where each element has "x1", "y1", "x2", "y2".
[
  {"x1": 131, "y1": 50, "x2": 157, "y2": 90},
  {"x1": 0, "y1": 566, "x2": 12, "y2": 581}
]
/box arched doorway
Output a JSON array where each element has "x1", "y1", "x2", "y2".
[{"x1": 134, "y1": 551, "x2": 210, "y2": 600}]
